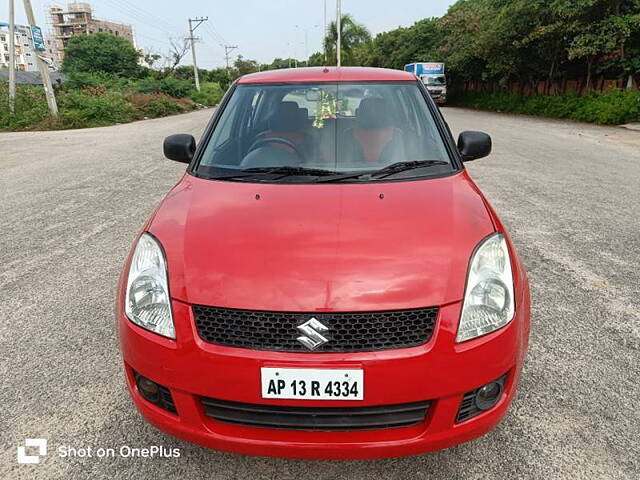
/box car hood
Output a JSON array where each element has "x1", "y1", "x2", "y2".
[{"x1": 149, "y1": 172, "x2": 494, "y2": 311}]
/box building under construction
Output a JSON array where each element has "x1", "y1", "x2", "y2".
[{"x1": 49, "y1": 2, "x2": 135, "y2": 62}]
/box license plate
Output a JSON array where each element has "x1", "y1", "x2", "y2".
[{"x1": 261, "y1": 367, "x2": 363, "y2": 400}]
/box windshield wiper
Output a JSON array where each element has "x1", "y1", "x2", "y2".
[
  {"x1": 368, "y1": 160, "x2": 450, "y2": 179},
  {"x1": 198, "y1": 166, "x2": 339, "y2": 181},
  {"x1": 242, "y1": 166, "x2": 339, "y2": 178},
  {"x1": 313, "y1": 172, "x2": 371, "y2": 183},
  {"x1": 200, "y1": 161, "x2": 449, "y2": 183},
  {"x1": 317, "y1": 161, "x2": 450, "y2": 183}
]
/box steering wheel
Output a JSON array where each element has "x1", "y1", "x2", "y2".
[{"x1": 248, "y1": 136, "x2": 304, "y2": 160}]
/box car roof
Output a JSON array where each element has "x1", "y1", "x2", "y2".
[{"x1": 237, "y1": 66, "x2": 416, "y2": 84}]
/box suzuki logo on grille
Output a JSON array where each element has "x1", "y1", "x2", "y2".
[{"x1": 296, "y1": 318, "x2": 330, "y2": 350}]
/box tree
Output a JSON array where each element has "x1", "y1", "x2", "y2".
[
  {"x1": 324, "y1": 14, "x2": 372, "y2": 65},
  {"x1": 62, "y1": 33, "x2": 140, "y2": 77},
  {"x1": 437, "y1": 0, "x2": 493, "y2": 83},
  {"x1": 597, "y1": 7, "x2": 640, "y2": 87},
  {"x1": 206, "y1": 67, "x2": 234, "y2": 89},
  {"x1": 511, "y1": 1, "x2": 570, "y2": 90},
  {"x1": 234, "y1": 55, "x2": 260, "y2": 76},
  {"x1": 267, "y1": 58, "x2": 298, "y2": 69},
  {"x1": 307, "y1": 52, "x2": 325, "y2": 67},
  {"x1": 569, "y1": 32, "x2": 605, "y2": 90},
  {"x1": 555, "y1": 0, "x2": 640, "y2": 90},
  {"x1": 358, "y1": 18, "x2": 441, "y2": 70},
  {"x1": 143, "y1": 51, "x2": 161, "y2": 69},
  {"x1": 166, "y1": 37, "x2": 190, "y2": 73}
]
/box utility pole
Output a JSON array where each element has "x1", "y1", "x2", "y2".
[
  {"x1": 323, "y1": 0, "x2": 327, "y2": 63},
  {"x1": 224, "y1": 44, "x2": 237, "y2": 74},
  {"x1": 23, "y1": 0, "x2": 58, "y2": 116},
  {"x1": 294, "y1": 24, "x2": 319, "y2": 67},
  {"x1": 188, "y1": 16, "x2": 208, "y2": 92},
  {"x1": 8, "y1": 0, "x2": 16, "y2": 113},
  {"x1": 291, "y1": 29, "x2": 299, "y2": 68},
  {"x1": 336, "y1": 0, "x2": 342, "y2": 67}
]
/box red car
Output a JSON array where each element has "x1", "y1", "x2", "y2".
[{"x1": 117, "y1": 67, "x2": 530, "y2": 459}]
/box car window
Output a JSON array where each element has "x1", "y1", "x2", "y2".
[
  {"x1": 282, "y1": 89, "x2": 319, "y2": 118},
  {"x1": 209, "y1": 94, "x2": 237, "y2": 146},
  {"x1": 197, "y1": 82, "x2": 452, "y2": 181},
  {"x1": 426, "y1": 76, "x2": 446, "y2": 86}
]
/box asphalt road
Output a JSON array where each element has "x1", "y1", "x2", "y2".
[{"x1": 1, "y1": 107, "x2": 639, "y2": 480}]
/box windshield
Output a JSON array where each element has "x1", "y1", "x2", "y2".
[
  {"x1": 425, "y1": 76, "x2": 446, "y2": 86},
  {"x1": 196, "y1": 82, "x2": 453, "y2": 182}
]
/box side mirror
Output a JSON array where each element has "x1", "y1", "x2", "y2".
[
  {"x1": 457, "y1": 131, "x2": 492, "y2": 161},
  {"x1": 163, "y1": 134, "x2": 196, "y2": 164}
]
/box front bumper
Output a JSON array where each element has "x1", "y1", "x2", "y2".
[
  {"x1": 431, "y1": 95, "x2": 447, "y2": 105},
  {"x1": 118, "y1": 294, "x2": 529, "y2": 459}
]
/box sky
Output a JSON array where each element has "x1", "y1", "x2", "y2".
[{"x1": 1, "y1": 0, "x2": 456, "y2": 68}]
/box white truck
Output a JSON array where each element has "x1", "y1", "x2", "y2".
[{"x1": 404, "y1": 63, "x2": 447, "y2": 105}]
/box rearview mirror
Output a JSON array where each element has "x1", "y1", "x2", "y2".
[
  {"x1": 457, "y1": 131, "x2": 492, "y2": 161},
  {"x1": 163, "y1": 134, "x2": 196, "y2": 164}
]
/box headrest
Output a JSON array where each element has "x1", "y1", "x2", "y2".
[
  {"x1": 356, "y1": 97, "x2": 393, "y2": 129},
  {"x1": 269, "y1": 102, "x2": 302, "y2": 132}
]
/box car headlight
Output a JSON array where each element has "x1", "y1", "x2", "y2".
[
  {"x1": 457, "y1": 233, "x2": 514, "y2": 342},
  {"x1": 125, "y1": 233, "x2": 175, "y2": 339}
]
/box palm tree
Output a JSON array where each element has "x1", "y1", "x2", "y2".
[{"x1": 324, "y1": 14, "x2": 372, "y2": 66}]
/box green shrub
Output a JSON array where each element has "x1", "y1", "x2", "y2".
[
  {"x1": 449, "y1": 89, "x2": 640, "y2": 125},
  {"x1": 64, "y1": 71, "x2": 126, "y2": 90},
  {"x1": 133, "y1": 77, "x2": 161, "y2": 94},
  {"x1": 159, "y1": 77, "x2": 194, "y2": 98},
  {"x1": 2, "y1": 73, "x2": 212, "y2": 131},
  {"x1": 141, "y1": 95, "x2": 186, "y2": 118},
  {"x1": 0, "y1": 84, "x2": 52, "y2": 130},
  {"x1": 190, "y1": 82, "x2": 224, "y2": 106},
  {"x1": 57, "y1": 88, "x2": 137, "y2": 128},
  {"x1": 570, "y1": 90, "x2": 640, "y2": 124}
]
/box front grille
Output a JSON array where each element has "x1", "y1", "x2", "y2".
[
  {"x1": 192, "y1": 305, "x2": 438, "y2": 352},
  {"x1": 201, "y1": 397, "x2": 431, "y2": 431}
]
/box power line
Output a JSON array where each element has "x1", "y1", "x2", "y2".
[
  {"x1": 81, "y1": 1, "x2": 237, "y2": 69},
  {"x1": 135, "y1": 32, "x2": 172, "y2": 47},
  {"x1": 198, "y1": 21, "x2": 238, "y2": 70},
  {"x1": 203, "y1": 21, "x2": 226, "y2": 46},
  {"x1": 202, "y1": 24, "x2": 224, "y2": 48},
  {"x1": 96, "y1": 0, "x2": 231, "y2": 70},
  {"x1": 96, "y1": 0, "x2": 183, "y2": 37},
  {"x1": 99, "y1": 0, "x2": 183, "y2": 35}
]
